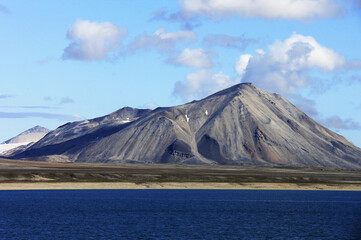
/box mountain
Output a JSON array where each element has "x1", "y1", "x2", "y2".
[
  {"x1": 3, "y1": 125, "x2": 50, "y2": 144},
  {"x1": 0, "y1": 126, "x2": 50, "y2": 155},
  {"x1": 11, "y1": 83, "x2": 361, "y2": 169},
  {"x1": 30, "y1": 107, "x2": 151, "y2": 148}
]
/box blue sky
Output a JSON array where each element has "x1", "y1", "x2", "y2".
[{"x1": 1, "y1": 0, "x2": 361, "y2": 147}]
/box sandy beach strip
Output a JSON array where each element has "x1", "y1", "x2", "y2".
[{"x1": 1, "y1": 182, "x2": 361, "y2": 191}]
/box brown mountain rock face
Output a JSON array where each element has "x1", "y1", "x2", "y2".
[{"x1": 12, "y1": 83, "x2": 361, "y2": 169}]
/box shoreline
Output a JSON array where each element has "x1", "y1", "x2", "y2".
[{"x1": 1, "y1": 182, "x2": 361, "y2": 191}]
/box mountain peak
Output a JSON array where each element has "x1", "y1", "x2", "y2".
[
  {"x1": 203, "y1": 82, "x2": 259, "y2": 100},
  {"x1": 3, "y1": 126, "x2": 50, "y2": 144},
  {"x1": 27, "y1": 125, "x2": 49, "y2": 133},
  {"x1": 11, "y1": 84, "x2": 361, "y2": 169}
]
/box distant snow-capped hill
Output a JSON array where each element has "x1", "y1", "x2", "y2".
[
  {"x1": 3, "y1": 125, "x2": 50, "y2": 144},
  {"x1": 0, "y1": 126, "x2": 50, "y2": 155}
]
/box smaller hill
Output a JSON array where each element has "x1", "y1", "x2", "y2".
[
  {"x1": 3, "y1": 126, "x2": 50, "y2": 144},
  {"x1": 0, "y1": 126, "x2": 50, "y2": 155}
]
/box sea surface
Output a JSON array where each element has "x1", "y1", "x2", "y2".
[{"x1": 0, "y1": 189, "x2": 360, "y2": 239}]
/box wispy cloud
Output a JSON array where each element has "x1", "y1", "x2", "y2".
[
  {"x1": 0, "y1": 94, "x2": 12, "y2": 99},
  {"x1": 149, "y1": 8, "x2": 201, "y2": 30},
  {"x1": 180, "y1": 0, "x2": 345, "y2": 21},
  {"x1": 140, "y1": 102, "x2": 158, "y2": 110},
  {"x1": 127, "y1": 28, "x2": 196, "y2": 54},
  {"x1": 345, "y1": 60, "x2": 361, "y2": 70},
  {"x1": 321, "y1": 115, "x2": 361, "y2": 130},
  {"x1": 63, "y1": 19, "x2": 126, "y2": 61},
  {"x1": 0, "y1": 4, "x2": 10, "y2": 14},
  {"x1": 290, "y1": 95, "x2": 320, "y2": 118},
  {"x1": 0, "y1": 111, "x2": 83, "y2": 121},
  {"x1": 43, "y1": 96, "x2": 75, "y2": 105},
  {"x1": 0, "y1": 105, "x2": 60, "y2": 110},
  {"x1": 203, "y1": 34, "x2": 256, "y2": 49},
  {"x1": 289, "y1": 95, "x2": 361, "y2": 130},
  {"x1": 58, "y1": 97, "x2": 74, "y2": 105},
  {"x1": 348, "y1": 75, "x2": 361, "y2": 84},
  {"x1": 352, "y1": 0, "x2": 361, "y2": 8},
  {"x1": 36, "y1": 57, "x2": 53, "y2": 65},
  {"x1": 43, "y1": 96, "x2": 53, "y2": 101}
]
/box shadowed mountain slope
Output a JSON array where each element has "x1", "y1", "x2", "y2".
[{"x1": 11, "y1": 83, "x2": 361, "y2": 169}]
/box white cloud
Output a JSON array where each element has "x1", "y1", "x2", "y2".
[
  {"x1": 170, "y1": 48, "x2": 212, "y2": 68},
  {"x1": 141, "y1": 102, "x2": 158, "y2": 110},
  {"x1": 235, "y1": 54, "x2": 252, "y2": 76},
  {"x1": 128, "y1": 28, "x2": 196, "y2": 53},
  {"x1": 173, "y1": 70, "x2": 235, "y2": 101},
  {"x1": 63, "y1": 19, "x2": 126, "y2": 61},
  {"x1": 154, "y1": 28, "x2": 195, "y2": 41},
  {"x1": 268, "y1": 34, "x2": 344, "y2": 71},
  {"x1": 181, "y1": 0, "x2": 344, "y2": 20},
  {"x1": 236, "y1": 33, "x2": 346, "y2": 95}
]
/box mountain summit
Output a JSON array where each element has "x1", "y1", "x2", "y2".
[
  {"x1": 3, "y1": 125, "x2": 50, "y2": 144},
  {"x1": 11, "y1": 83, "x2": 361, "y2": 169},
  {"x1": 0, "y1": 125, "x2": 50, "y2": 155}
]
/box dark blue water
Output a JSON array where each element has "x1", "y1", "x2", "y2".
[{"x1": 0, "y1": 190, "x2": 360, "y2": 239}]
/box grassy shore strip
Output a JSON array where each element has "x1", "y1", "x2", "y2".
[
  {"x1": 1, "y1": 158, "x2": 361, "y2": 190},
  {"x1": 1, "y1": 182, "x2": 361, "y2": 191}
]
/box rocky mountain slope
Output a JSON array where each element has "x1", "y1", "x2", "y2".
[
  {"x1": 11, "y1": 83, "x2": 361, "y2": 169},
  {"x1": 31, "y1": 107, "x2": 151, "y2": 148}
]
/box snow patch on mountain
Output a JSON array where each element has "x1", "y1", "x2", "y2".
[{"x1": 0, "y1": 142, "x2": 32, "y2": 155}]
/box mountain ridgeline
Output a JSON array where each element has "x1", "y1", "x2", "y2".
[{"x1": 11, "y1": 83, "x2": 361, "y2": 169}]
